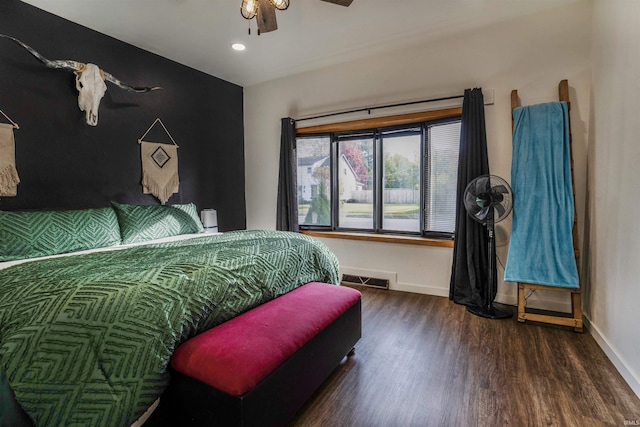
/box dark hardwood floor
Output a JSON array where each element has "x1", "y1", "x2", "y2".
[{"x1": 289, "y1": 286, "x2": 640, "y2": 427}]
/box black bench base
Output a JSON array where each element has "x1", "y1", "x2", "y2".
[{"x1": 146, "y1": 298, "x2": 361, "y2": 427}]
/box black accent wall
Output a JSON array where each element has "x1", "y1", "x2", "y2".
[{"x1": 0, "y1": 1, "x2": 246, "y2": 231}]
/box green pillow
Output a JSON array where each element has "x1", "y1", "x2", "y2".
[
  {"x1": 0, "y1": 207, "x2": 122, "y2": 262},
  {"x1": 111, "y1": 202, "x2": 204, "y2": 244}
]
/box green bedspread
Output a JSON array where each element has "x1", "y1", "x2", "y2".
[{"x1": 0, "y1": 230, "x2": 339, "y2": 426}]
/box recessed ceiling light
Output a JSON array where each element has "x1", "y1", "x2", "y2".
[{"x1": 231, "y1": 43, "x2": 246, "y2": 51}]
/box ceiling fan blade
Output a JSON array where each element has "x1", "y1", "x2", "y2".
[
  {"x1": 320, "y1": 0, "x2": 354, "y2": 6},
  {"x1": 257, "y1": 0, "x2": 278, "y2": 34}
]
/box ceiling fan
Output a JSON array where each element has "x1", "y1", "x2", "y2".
[{"x1": 240, "y1": 0, "x2": 354, "y2": 35}]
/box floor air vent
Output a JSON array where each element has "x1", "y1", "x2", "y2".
[{"x1": 341, "y1": 274, "x2": 389, "y2": 289}]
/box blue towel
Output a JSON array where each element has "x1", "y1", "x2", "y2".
[{"x1": 504, "y1": 101, "x2": 579, "y2": 288}]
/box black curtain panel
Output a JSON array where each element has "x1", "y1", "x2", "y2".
[
  {"x1": 276, "y1": 117, "x2": 299, "y2": 232},
  {"x1": 449, "y1": 88, "x2": 495, "y2": 307}
]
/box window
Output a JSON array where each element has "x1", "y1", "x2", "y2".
[
  {"x1": 425, "y1": 121, "x2": 461, "y2": 234},
  {"x1": 338, "y1": 135, "x2": 374, "y2": 229},
  {"x1": 382, "y1": 128, "x2": 421, "y2": 232},
  {"x1": 296, "y1": 114, "x2": 460, "y2": 238},
  {"x1": 297, "y1": 136, "x2": 331, "y2": 226}
]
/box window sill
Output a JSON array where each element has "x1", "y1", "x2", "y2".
[{"x1": 300, "y1": 230, "x2": 454, "y2": 248}]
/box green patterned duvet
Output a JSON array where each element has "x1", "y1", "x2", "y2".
[{"x1": 0, "y1": 230, "x2": 339, "y2": 426}]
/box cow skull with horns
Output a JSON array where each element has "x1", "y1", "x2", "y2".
[{"x1": 1, "y1": 34, "x2": 161, "y2": 126}]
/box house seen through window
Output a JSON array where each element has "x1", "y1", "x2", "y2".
[{"x1": 296, "y1": 116, "x2": 461, "y2": 238}]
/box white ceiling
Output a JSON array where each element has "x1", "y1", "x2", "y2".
[{"x1": 22, "y1": 0, "x2": 583, "y2": 87}]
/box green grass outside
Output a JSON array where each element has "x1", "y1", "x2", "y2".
[
  {"x1": 382, "y1": 204, "x2": 420, "y2": 219},
  {"x1": 298, "y1": 203, "x2": 419, "y2": 219}
]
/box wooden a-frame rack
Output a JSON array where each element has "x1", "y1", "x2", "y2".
[{"x1": 511, "y1": 79, "x2": 583, "y2": 332}]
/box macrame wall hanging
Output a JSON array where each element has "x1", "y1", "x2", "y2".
[
  {"x1": 138, "y1": 118, "x2": 180, "y2": 205},
  {"x1": 0, "y1": 109, "x2": 20, "y2": 197}
]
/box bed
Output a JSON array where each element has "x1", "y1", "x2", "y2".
[{"x1": 0, "y1": 204, "x2": 340, "y2": 426}]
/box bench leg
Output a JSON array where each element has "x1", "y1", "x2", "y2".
[{"x1": 347, "y1": 347, "x2": 356, "y2": 357}]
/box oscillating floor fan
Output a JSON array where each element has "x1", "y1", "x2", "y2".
[{"x1": 463, "y1": 174, "x2": 514, "y2": 319}]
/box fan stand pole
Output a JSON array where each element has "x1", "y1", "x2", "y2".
[{"x1": 466, "y1": 223, "x2": 513, "y2": 319}]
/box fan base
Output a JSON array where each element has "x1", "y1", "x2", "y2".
[{"x1": 467, "y1": 304, "x2": 513, "y2": 319}]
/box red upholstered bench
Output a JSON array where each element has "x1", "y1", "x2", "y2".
[{"x1": 159, "y1": 282, "x2": 362, "y2": 427}]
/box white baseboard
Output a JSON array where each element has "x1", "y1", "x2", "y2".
[
  {"x1": 393, "y1": 282, "x2": 449, "y2": 297},
  {"x1": 583, "y1": 315, "x2": 640, "y2": 399},
  {"x1": 376, "y1": 281, "x2": 572, "y2": 312},
  {"x1": 350, "y1": 278, "x2": 574, "y2": 311},
  {"x1": 495, "y1": 288, "x2": 573, "y2": 313}
]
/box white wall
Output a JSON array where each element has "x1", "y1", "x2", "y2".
[
  {"x1": 587, "y1": 0, "x2": 640, "y2": 397},
  {"x1": 245, "y1": 1, "x2": 591, "y2": 307}
]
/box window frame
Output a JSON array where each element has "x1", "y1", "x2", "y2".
[
  {"x1": 334, "y1": 130, "x2": 377, "y2": 232},
  {"x1": 379, "y1": 124, "x2": 423, "y2": 234},
  {"x1": 296, "y1": 108, "x2": 462, "y2": 240},
  {"x1": 421, "y1": 117, "x2": 463, "y2": 239}
]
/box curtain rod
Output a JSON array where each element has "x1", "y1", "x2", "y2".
[{"x1": 295, "y1": 94, "x2": 464, "y2": 123}]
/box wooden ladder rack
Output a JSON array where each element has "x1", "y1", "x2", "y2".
[{"x1": 510, "y1": 79, "x2": 583, "y2": 332}]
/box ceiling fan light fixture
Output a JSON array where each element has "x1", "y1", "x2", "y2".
[
  {"x1": 240, "y1": 0, "x2": 257, "y2": 20},
  {"x1": 269, "y1": 0, "x2": 290, "y2": 11},
  {"x1": 240, "y1": 0, "x2": 350, "y2": 35}
]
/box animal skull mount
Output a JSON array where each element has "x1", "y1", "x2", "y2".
[
  {"x1": 75, "y1": 64, "x2": 107, "y2": 126},
  {"x1": 0, "y1": 34, "x2": 162, "y2": 126}
]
